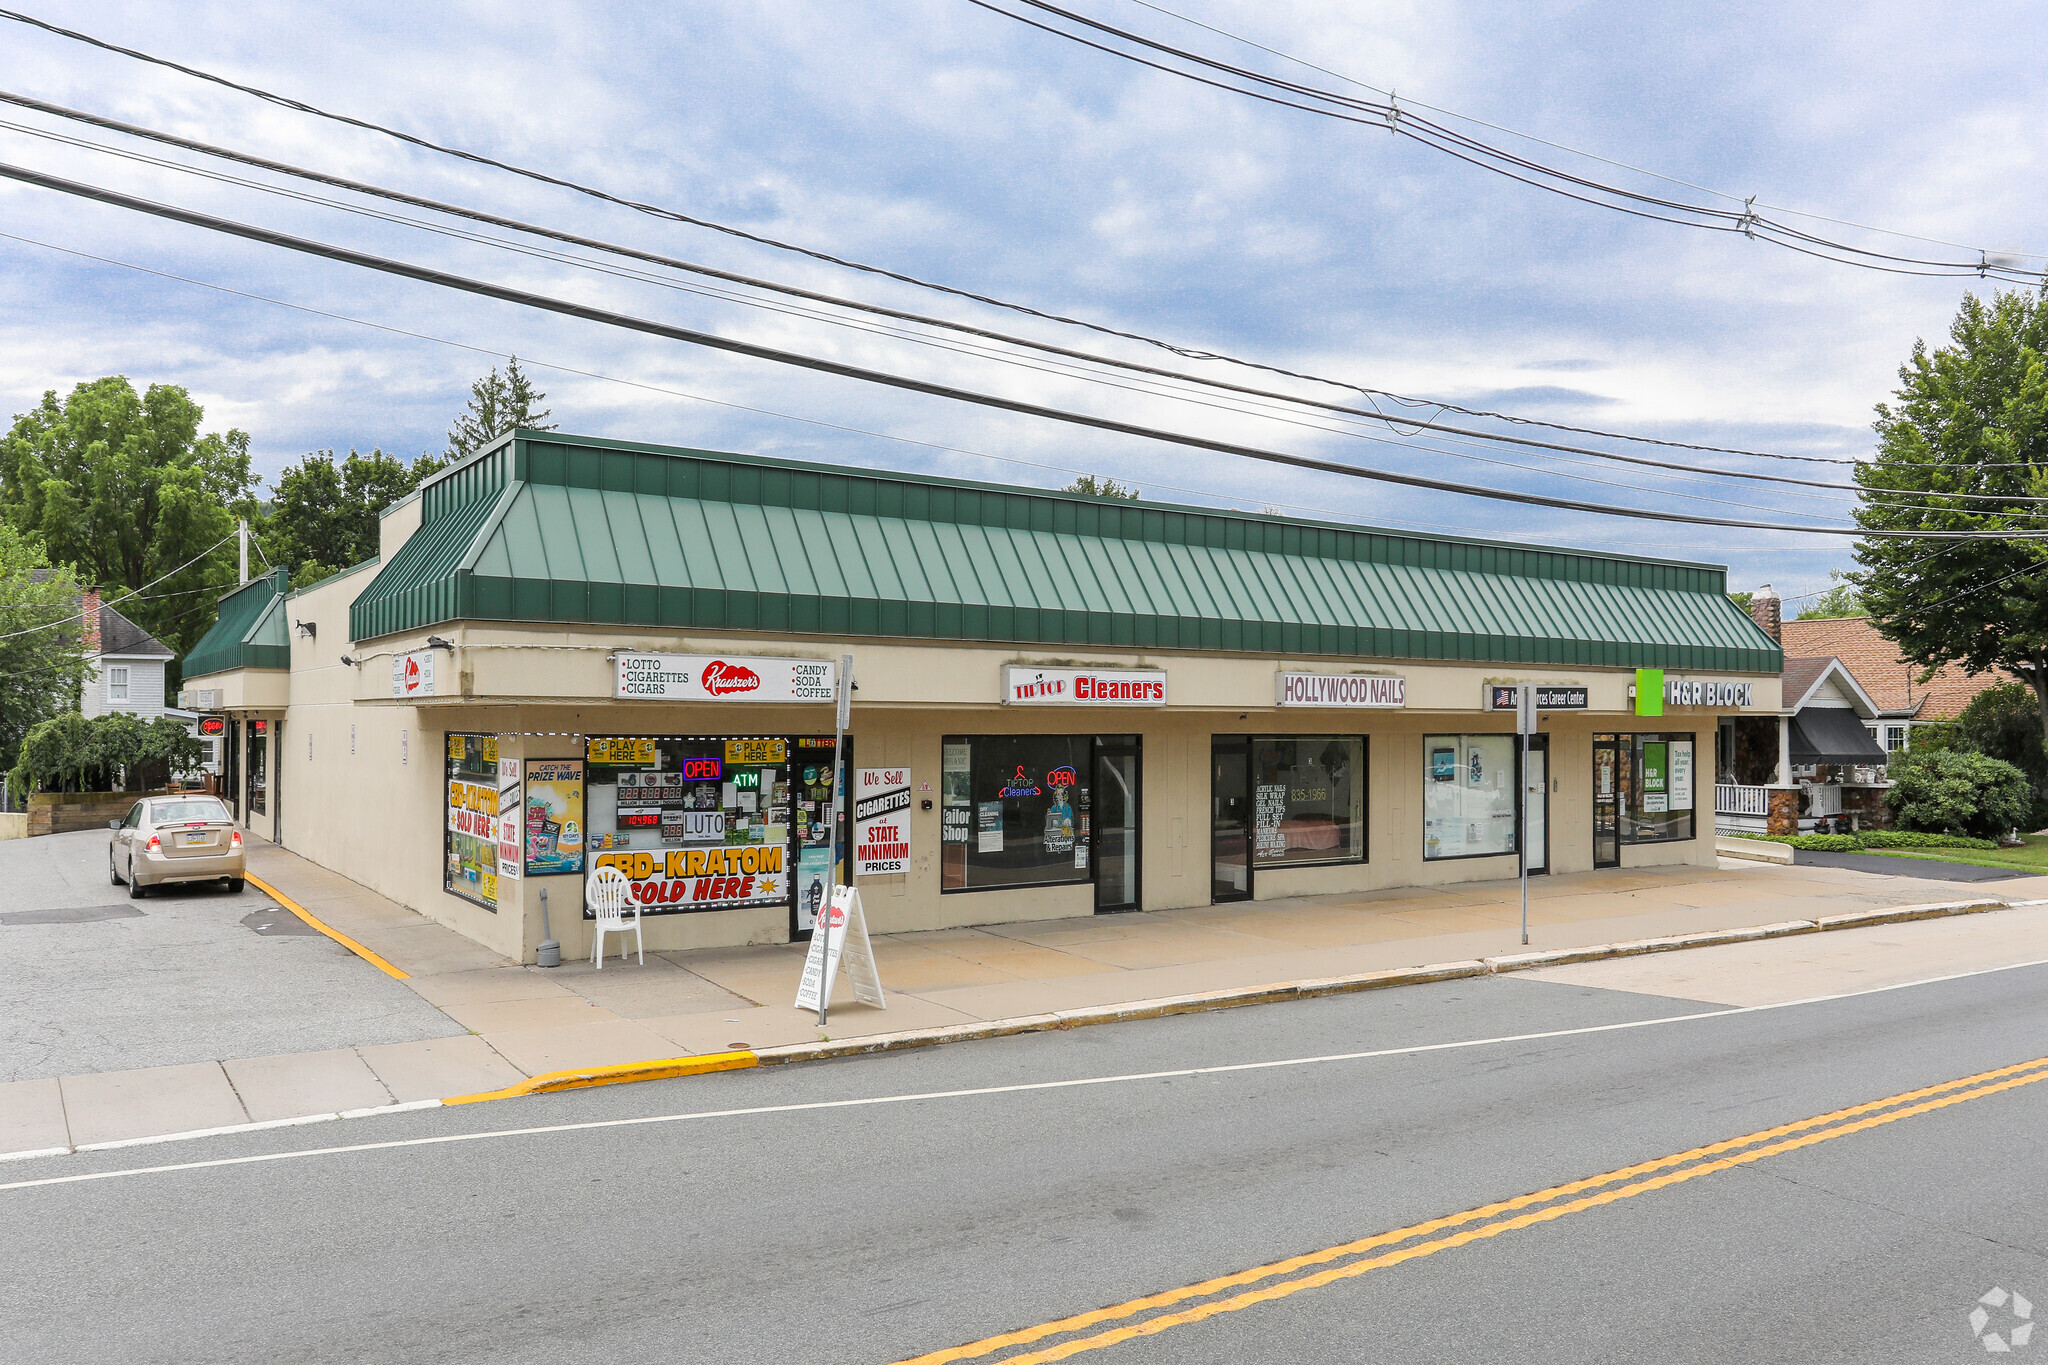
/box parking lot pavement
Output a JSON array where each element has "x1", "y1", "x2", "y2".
[{"x1": 0, "y1": 830, "x2": 465, "y2": 1083}]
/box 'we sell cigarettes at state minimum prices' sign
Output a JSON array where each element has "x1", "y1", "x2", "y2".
[
  {"x1": 854, "y1": 767, "x2": 911, "y2": 876},
  {"x1": 613, "y1": 654, "x2": 836, "y2": 702}
]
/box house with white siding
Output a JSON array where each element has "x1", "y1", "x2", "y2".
[{"x1": 75, "y1": 587, "x2": 220, "y2": 775}]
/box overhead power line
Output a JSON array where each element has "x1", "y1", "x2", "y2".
[
  {"x1": 0, "y1": 228, "x2": 1828, "y2": 557},
  {"x1": 0, "y1": 97, "x2": 1927, "y2": 508},
  {"x1": 0, "y1": 531, "x2": 238, "y2": 641},
  {"x1": 967, "y1": 0, "x2": 2048, "y2": 285},
  {"x1": 2, "y1": 160, "x2": 2039, "y2": 542},
  {"x1": 0, "y1": 8, "x2": 1865, "y2": 467},
  {"x1": 1126, "y1": 0, "x2": 2045, "y2": 266},
  {"x1": 10, "y1": 107, "x2": 2047, "y2": 509}
]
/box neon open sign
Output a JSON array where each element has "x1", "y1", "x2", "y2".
[
  {"x1": 681, "y1": 758, "x2": 724, "y2": 781},
  {"x1": 1046, "y1": 766, "x2": 1078, "y2": 788}
]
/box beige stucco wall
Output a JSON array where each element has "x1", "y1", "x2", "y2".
[{"x1": 260, "y1": 610, "x2": 1765, "y2": 963}]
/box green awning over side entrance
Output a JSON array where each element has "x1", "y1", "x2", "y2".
[
  {"x1": 348, "y1": 432, "x2": 1783, "y2": 673},
  {"x1": 183, "y1": 566, "x2": 292, "y2": 678}
]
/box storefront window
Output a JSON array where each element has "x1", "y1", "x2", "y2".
[
  {"x1": 1251, "y1": 736, "x2": 1366, "y2": 868},
  {"x1": 941, "y1": 735, "x2": 1093, "y2": 892},
  {"x1": 584, "y1": 735, "x2": 825, "y2": 919},
  {"x1": 444, "y1": 732, "x2": 500, "y2": 909},
  {"x1": 1623, "y1": 733, "x2": 1696, "y2": 842},
  {"x1": 1423, "y1": 734, "x2": 1518, "y2": 860}
]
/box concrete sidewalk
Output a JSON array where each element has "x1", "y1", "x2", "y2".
[{"x1": 8, "y1": 839, "x2": 2047, "y2": 1157}]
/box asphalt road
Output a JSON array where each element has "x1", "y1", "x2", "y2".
[
  {"x1": 1796, "y1": 848, "x2": 2032, "y2": 882},
  {"x1": 3, "y1": 935, "x2": 2044, "y2": 1364},
  {"x1": 0, "y1": 830, "x2": 458, "y2": 1080}
]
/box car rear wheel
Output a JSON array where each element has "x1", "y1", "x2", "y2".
[
  {"x1": 127, "y1": 858, "x2": 146, "y2": 898},
  {"x1": 226, "y1": 877, "x2": 245, "y2": 894}
]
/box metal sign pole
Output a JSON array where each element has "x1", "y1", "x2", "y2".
[
  {"x1": 817, "y1": 653, "x2": 853, "y2": 1028},
  {"x1": 1518, "y1": 683, "x2": 1534, "y2": 947}
]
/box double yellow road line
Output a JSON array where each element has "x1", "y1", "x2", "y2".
[{"x1": 896, "y1": 1053, "x2": 2048, "y2": 1364}]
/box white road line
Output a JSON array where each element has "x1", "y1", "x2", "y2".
[{"x1": 6, "y1": 954, "x2": 2046, "y2": 1195}]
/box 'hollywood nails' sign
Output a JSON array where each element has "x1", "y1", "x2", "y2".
[
  {"x1": 1277, "y1": 673, "x2": 1407, "y2": 708},
  {"x1": 613, "y1": 653, "x2": 837, "y2": 702},
  {"x1": 1004, "y1": 666, "x2": 1167, "y2": 705}
]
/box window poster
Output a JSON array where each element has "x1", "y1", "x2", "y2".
[
  {"x1": 1254, "y1": 784, "x2": 1288, "y2": 860},
  {"x1": 797, "y1": 845, "x2": 832, "y2": 934},
  {"x1": 1422, "y1": 734, "x2": 1518, "y2": 860},
  {"x1": 977, "y1": 801, "x2": 1004, "y2": 853},
  {"x1": 444, "y1": 732, "x2": 501, "y2": 911},
  {"x1": 1642, "y1": 741, "x2": 1670, "y2": 814},
  {"x1": 583, "y1": 735, "x2": 793, "y2": 916},
  {"x1": 1669, "y1": 739, "x2": 1695, "y2": 812},
  {"x1": 524, "y1": 759, "x2": 585, "y2": 875}
]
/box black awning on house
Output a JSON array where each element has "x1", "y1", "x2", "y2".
[{"x1": 1788, "y1": 707, "x2": 1887, "y2": 766}]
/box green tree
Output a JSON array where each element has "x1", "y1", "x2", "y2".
[
  {"x1": 1948, "y1": 681, "x2": 2048, "y2": 793},
  {"x1": 1794, "y1": 572, "x2": 1863, "y2": 620},
  {"x1": 0, "y1": 525, "x2": 88, "y2": 776},
  {"x1": 1728, "y1": 590, "x2": 1754, "y2": 616},
  {"x1": 444, "y1": 358, "x2": 555, "y2": 462},
  {"x1": 1852, "y1": 288, "x2": 2048, "y2": 756},
  {"x1": 0, "y1": 377, "x2": 255, "y2": 656},
  {"x1": 1063, "y1": 474, "x2": 1140, "y2": 500},
  {"x1": 263, "y1": 447, "x2": 440, "y2": 585},
  {"x1": 1884, "y1": 747, "x2": 2032, "y2": 838}
]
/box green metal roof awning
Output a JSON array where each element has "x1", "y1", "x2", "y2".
[
  {"x1": 184, "y1": 566, "x2": 292, "y2": 678},
  {"x1": 348, "y1": 432, "x2": 1783, "y2": 673}
]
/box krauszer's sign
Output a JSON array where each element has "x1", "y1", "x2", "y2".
[
  {"x1": 1276, "y1": 673, "x2": 1406, "y2": 708},
  {"x1": 613, "y1": 654, "x2": 836, "y2": 702},
  {"x1": 1004, "y1": 666, "x2": 1167, "y2": 705}
]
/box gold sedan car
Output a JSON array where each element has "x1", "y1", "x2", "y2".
[{"x1": 109, "y1": 795, "x2": 245, "y2": 897}]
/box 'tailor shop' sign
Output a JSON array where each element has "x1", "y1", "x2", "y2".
[{"x1": 612, "y1": 654, "x2": 837, "y2": 703}]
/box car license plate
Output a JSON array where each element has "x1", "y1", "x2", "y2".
[{"x1": 178, "y1": 831, "x2": 212, "y2": 847}]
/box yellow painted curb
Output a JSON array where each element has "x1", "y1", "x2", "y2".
[
  {"x1": 441, "y1": 1050, "x2": 758, "y2": 1105},
  {"x1": 245, "y1": 873, "x2": 410, "y2": 980}
]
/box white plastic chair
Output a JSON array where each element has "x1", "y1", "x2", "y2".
[{"x1": 587, "y1": 866, "x2": 642, "y2": 968}]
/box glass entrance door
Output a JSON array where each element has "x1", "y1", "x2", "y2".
[
  {"x1": 1092, "y1": 739, "x2": 1140, "y2": 912},
  {"x1": 1592, "y1": 734, "x2": 1620, "y2": 869},
  {"x1": 1211, "y1": 738, "x2": 1252, "y2": 903},
  {"x1": 1526, "y1": 736, "x2": 1549, "y2": 873}
]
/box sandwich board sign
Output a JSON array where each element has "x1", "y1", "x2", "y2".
[{"x1": 794, "y1": 886, "x2": 886, "y2": 1013}]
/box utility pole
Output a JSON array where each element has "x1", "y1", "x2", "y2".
[
  {"x1": 817, "y1": 653, "x2": 854, "y2": 1028},
  {"x1": 1518, "y1": 683, "x2": 1535, "y2": 946},
  {"x1": 238, "y1": 518, "x2": 249, "y2": 586}
]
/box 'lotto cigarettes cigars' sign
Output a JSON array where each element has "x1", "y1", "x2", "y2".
[
  {"x1": 1004, "y1": 666, "x2": 1167, "y2": 705},
  {"x1": 613, "y1": 654, "x2": 836, "y2": 702},
  {"x1": 1276, "y1": 673, "x2": 1406, "y2": 708}
]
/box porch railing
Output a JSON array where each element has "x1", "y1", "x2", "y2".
[{"x1": 1715, "y1": 784, "x2": 1769, "y2": 816}]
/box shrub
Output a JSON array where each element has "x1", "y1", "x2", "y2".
[
  {"x1": 1885, "y1": 748, "x2": 2033, "y2": 839},
  {"x1": 1785, "y1": 833, "x2": 1860, "y2": 851},
  {"x1": 1856, "y1": 830, "x2": 1999, "y2": 851}
]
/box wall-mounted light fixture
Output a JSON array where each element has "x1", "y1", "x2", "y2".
[
  {"x1": 295, "y1": 620, "x2": 316, "y2": 638},
  {"x1": 426, "y1": 635, "x2": 455, "y2": 651}
]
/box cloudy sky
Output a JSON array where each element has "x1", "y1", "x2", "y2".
[{"x1": 2, "y1": 0, "x2": 2042, "y2": 603}]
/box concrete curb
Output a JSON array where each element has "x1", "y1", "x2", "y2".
[
  {"x1": 9, "y1": 896, "x2": 2015, "y2": 1159},
  {"x1": 749, "y1": 899, "x2": 2009, "y2": 1069},
  {"x1": 440, "y1": 1050, "x2": 757, "y2": 1105},
  {"x1": 245, "y1": 873, "x2": 410, "y2": 981},
  {"x1": 1716, "y1": 837, "x2": 1794, "y2": 865}
]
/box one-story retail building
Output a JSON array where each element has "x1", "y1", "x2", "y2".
[{"x1": 179, "y1": 431, "x2": 1782, "y2": 964}]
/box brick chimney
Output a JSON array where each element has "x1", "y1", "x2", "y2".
[
  {"x1": 1748, "y1": 583, "x2": 1781, "y2": 644},
  {"x1": 81, "y1": 586, "x2": 101, "y2": 653}
]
